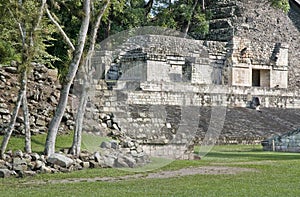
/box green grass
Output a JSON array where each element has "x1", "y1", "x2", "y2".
[
  {"x1": 1, "y1": 135, "x2": 300, "y2": 196},
  {"x1": 0, "y1": 132, "x2": 111, "y2": 154},
  {"x1": 0, "y1": 132, "x2": 74, "y2": 154}
]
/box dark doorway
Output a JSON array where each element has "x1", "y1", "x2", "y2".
[{"x1": 252, "y1": 69, "x2": 260, "y2": 87}]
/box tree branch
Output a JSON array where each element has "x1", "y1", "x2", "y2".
[
  {"x1": 30, "y1": 0, "x2": 47, "y2": 47},
  {"x1": 45, "y1": 5, "x2": 75, "y2": 51},
  {"x1": 183, "y1": 0, "x2": 199, "y2": 38},
  {"x1": 89, "y1": 0, "x2": 111, "y2": 52}
]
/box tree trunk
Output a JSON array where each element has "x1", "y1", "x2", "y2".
[
  {"x1": 0, "y1": 71, "x2": 26, "y2": 158},
  {"x1": 144, "y1": 0, "x2": 154, "y2": 17},
  {"x1": 70, "y1": 0, "x2": 110, "y2": 156},
  {"x1": 22, "y1": 71, "x2": 31, "y2": 153},
  {"x1": 44, "y1": 0, "x2": 91, "y2": 156},
  {"x1": 70, "y1": 80, "x2": 88, "y2": 155},
  {"x1": 183, "y1": 0, "x2": 199, "y2": 38},
  {"x1": 89, "y1": 0, "x2": 110, "y2": 52}
]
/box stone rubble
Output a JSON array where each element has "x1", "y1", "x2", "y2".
[{"x1": 0, "y1": 139, "x2": 149, "y2": 178}]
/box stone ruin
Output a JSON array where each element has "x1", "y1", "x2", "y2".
[
  {"x1": 80, "y1": 0, "x2": 300, "y2": 158},
  {"x1": 83, "y1": 32, "x2": 300, "y2": 159},
  {"x1": 262, "y1": 128, "x2": 300, "y2": 152}
]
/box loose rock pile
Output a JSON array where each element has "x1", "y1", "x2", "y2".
[{"x1": 0, "y1": 138, "x2": 149, "y2": 178}]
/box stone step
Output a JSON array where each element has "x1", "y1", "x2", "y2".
[
  {"x1": 207, "y1": 28, "x2": 234, "y2": 41},
  {"x1": 208, "y1": 6, "x2": 238, "y2": 20},
  {"x1": 209, "y1": 19, "x2": 232, "y2": 30},
  {"x1": 207, "y1": 0, "x2": 237, "y2": 8}
]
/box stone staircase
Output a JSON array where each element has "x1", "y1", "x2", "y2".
[{"x1": 206, "y1": 0, "x2": 240, "y2": 41}]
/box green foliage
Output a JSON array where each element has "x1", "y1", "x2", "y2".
[
  {"x1": 0, "y1": 41, "x2": 21, "y2": 64},
  {"x1": 0, "y1": 0, "x2": 57, "y2": 68},
  {"x1": 270, "y1": 0, "x2": 290, "y2": 12},
  {"x1": 151, "y1": 0, "x2": 209, "y2": 37}
]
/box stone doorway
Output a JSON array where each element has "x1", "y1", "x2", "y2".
[
  {"x1": 252, "y1": 69, "x2": 270, "y2": 87},
  {"x1": 252, "y1": 69, "x2": 260, "y2": 87}
]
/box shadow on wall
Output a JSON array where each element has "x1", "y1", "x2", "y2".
[{"x1": 289, "y1": 0, "x2": 300, "y2": 32}]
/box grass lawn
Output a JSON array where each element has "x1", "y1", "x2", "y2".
[{"x1": 1, "y1": 135, "x2": 300, "y2": 196}]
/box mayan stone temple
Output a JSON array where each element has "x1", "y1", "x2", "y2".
[{"x1": 79, "y1": 0, "x2": 300, "y2": 159}]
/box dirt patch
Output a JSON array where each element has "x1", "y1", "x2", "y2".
[
  {"x1": 211, "y1": 161, "x2": 276, "y2": 165},
  {"x1": 146, "y1": 166, "x2": 257, "y2": 179},
  {"x1": 24, "y1": 166, "x2": 257, "y2": 185}
]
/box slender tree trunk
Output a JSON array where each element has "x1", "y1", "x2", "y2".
[
  {"x1": 144, "y1": 0, "x2": 154, "y2": 17},
  {"x1": 70, "y1": 80, "x2": 88, "y2": 155},
  {"x1": 183, "y1": 0, "x2": 199, "y2": 38},
  {"x1": 22, "y1": 71, "x2": 31, "y2": 153},
  {"x1": 70, "y1": 0, "x2": 110, "y2": 156},
  {"x1": 0, "y1": 71, "x2": 26, "y2": 158},
  {"x1": 89, "y1": 0, "x2": 110, "y2": 52},
  {"x1": 44, "y1": 0, "x2": 91, "y2": 156}
]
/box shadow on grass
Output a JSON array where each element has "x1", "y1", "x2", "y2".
[{"x1": 204, "y1": 151, "x2": 300, "y2": 161}]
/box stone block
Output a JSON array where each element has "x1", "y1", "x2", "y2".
[
  {"x1": 81, "y1": 162, "x2": 90, "y2": 168},
  {"x1": 47, "y1": 153, "x2": 74, "y2": 168},
  {"x1": 0, "y1": 169, "x2": 15, "y2": 178},
  {"x1": 13, "y1": 159, "x2": 28, "y2": 171}
]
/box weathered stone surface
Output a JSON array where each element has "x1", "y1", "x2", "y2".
[
  {"x1": 81, "y1": 161, "x2": 90, "y2": 168},
  {"x1": 41, "y1": 165, "x2": 52, "y2": 173},
  {"x1": 94, "y1": 151, "x2": 102, "y2": 163},
  {"x1": 0, "y1": 169, "x2": 15, "y2": 178},
  {"x1": 206, "y1": 0, "x2": 300, "y2": 89},
  {"x1": 31, "y1": 153, "x2": 40, "y2": 161},
  {"x1": 89, "y1": 160, "x2": 99, "y2": 168},
  {"x1": 110, "y1": 140, "x2": 119, "y2": 149},
  {"x1": 100, "y1": 141, "x2": 111, "y2": 149},
  {"x1": 13, "y1": 158, "x2": 28, "y2": 171},
  {"x1": 0, "y1": 160, "x2": 6, "y2": 169},
  {"x1": 4, "y1": 67, "x2": 18, "y2": 74},
  {"x1": 101, "y1": 155, "x2": 116, "y2": 168},
  {"x1": 115, "y1": 155, "x2": 136, "y2": 168},
  {"x1": 115, "y1": 157, "x2": 129, "y2": 168},
  {"x1": 23, "y1": 171, "x2": 37, "y2": 177},
  {"x1": 0, "y1": 108, "x2": 10, "y2": 115},
  {"x1": 34, "y1": 160, "x2": 45, "y2": 170},
  {"x1": 14, "y1": 150, "x2": 23, "y2": 158},
  {"x1": 47, "y1": 153, "x2": 74, "y2": 168}
]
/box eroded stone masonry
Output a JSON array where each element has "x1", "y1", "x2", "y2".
[
  {"x1": 85, "y1": 31, "x2": 300, "y2": 159},
  {"x1": 82, "y1": 1, "x2": 300, "y2": 159}
]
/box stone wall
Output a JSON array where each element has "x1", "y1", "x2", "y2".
[
  {"x1": 90, "y1": 80, "x2": 300, "y2": 159},
  {"x1": 103, "y1": 34, "x2": 289, "y2": 91},
  {"x1": 88, "y1": 31, "x2": 297, "y2": 159},
  {"x1": 0, "y1": 65, "x2": 74, "y2": 135}
]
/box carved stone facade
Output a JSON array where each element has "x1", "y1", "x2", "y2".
[
  {"x1": 206, "y1": 0, "x2": 300, "y2": 89},
  {"x1": 87, "y1": 34, "x2": 299, "y2": 159},
  {"x1": 226, "y1": 37, "x2": 289, "y2": 88},
  {"x1": 104, "y1": 35, "x2": 289, "y2": 89}
]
